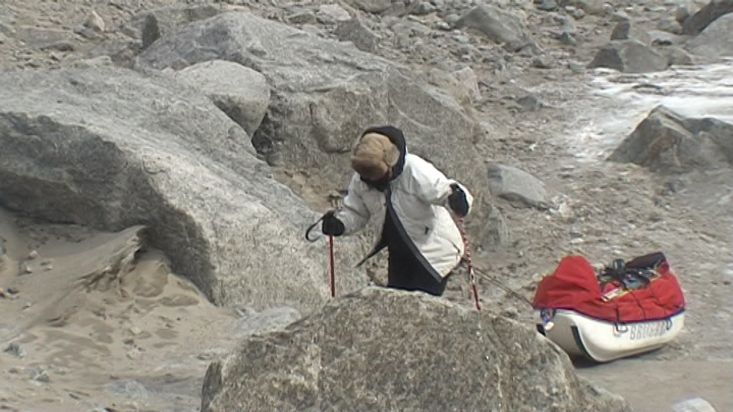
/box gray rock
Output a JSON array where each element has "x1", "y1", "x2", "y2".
[
  {"x1": 334, "y1": 17, "x2": 380, "y2": 52},
  {"x1": 485, "y1": 205, "x2": 511, "y2": 247},
  {"x1": 201, "y1": 287, "x2": 631, "y2": 412},
  {"x1": 105, "y1": 379, "x2": 149, "y2": 399},
  {"x1": 686, "y1": 13, "x2": 733, "y2": 57},
  {"x1": 681, "y1": 0, "x2": 733, "y2": 35},
  {"x1": 487, "y1": 163, "x2": 550, "y2": 209},
  {"x1": 649, "y1": 30, "x2": 685, "y2": 46},
  {"x1": 173, "y1": 60, "x2": 270, "y2": 136},
  {"x1": 610, "y1": 20, "x2": 652, "y2": 44},
  {"x1": 588, "y1": 40, "x2": 669, "y2": 73},
  {"x1": 342, "y1": 0, "x2": 392, "y2": 13},
  {"x1": 123, "y1": 5, "x2": 221, "y2": 49},
  {"x1": 317, "y1": 4, "x2": 352, "y2": 23},
  {"x1": 287, "y1": 10, "x2": 317, "y2": 25},
  {"x1": 538, "y1": 0, "x2": 559, "y2": 11},
  {"x1": 426, "y1": 67, "x2": 478, "y2": 105},
  {"x1": 516, "y1": 94, "x2": 544, "y2": 112},
  {"x1": 663, "y1": 46, "x2": 695, "y2": 65},
  {"x1": 558, "y1": 0, "x2": 607, "y2": 15},
  {"x1": 137, "y1": 12, "x2": 489, "y2": 240},
  {"x1": 672, "y1": 397, "x2": 718, "y2": 412},
  {"x1": 15, "y1": 26, "x2": 73, "y2": 50},
  {"x1": 658, "y1": 17, "x2": 684, "y2": 34},
  {"x1": 4, "y1": 342, "x2": 25, "y2": 358},
  {"x1": 233, "y1": 306, "x2": 302, "y2": 338},
  {"x1": 454, "y1": 5, "x2": 534, "y2": 51},
  {"x1": 608, "y1": 105, "x2": 733, "y2": 173},
  {"x1": 0, "y1": 67, "x2": 353, "y2": 311},
  {"x1": 452, "y1": 66, "x2": 481, "y2": 103}
]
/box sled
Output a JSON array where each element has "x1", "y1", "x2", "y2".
[
  {"x1": 533, "y1": 252, "x2": 685, "y2": 362},
  {"x1": 536, "y1": 308, "x2": 685, "y2": 362}
]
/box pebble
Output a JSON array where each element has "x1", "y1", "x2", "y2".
[
  {"x1": 84, "y1": 10, "x2": 106, "y2": 32},
  {"x1": 27, "y1": 250, "x2": 39, "y2": 260},
  {"x1": 20, "y1": 263, "x2": 32, "y2": 275},
  {"x1": 4, "y1": 343, "x2": 25, "y2": 358}
]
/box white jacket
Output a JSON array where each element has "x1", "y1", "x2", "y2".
[{"x1": 336, "y1": 153, "x2": 473, "y2": 276}]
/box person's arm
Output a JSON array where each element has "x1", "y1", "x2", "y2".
[
  {"x1": 324, "y1": 174, "x2": 371, "y2": 236},
  {"x1": 409, "y1": 156, "x2": 473, "y2": 216}
]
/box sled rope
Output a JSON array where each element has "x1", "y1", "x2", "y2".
[{"x1": 456, "y1": 217, "x2": 481, "y2": 311}]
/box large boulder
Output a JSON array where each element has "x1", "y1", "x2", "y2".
[
  {"x1": 681, "y1": 0, "x2": 733, "y2": 35},
  {"x1": 487, "y1": 163, "x2": 550, "y2": 209},
  {"x1": 454, "y1": 5, "x2": 534, "y2": 51},
  {"x1": 123, "y1": 4, "x2": 221, "y2": 49},
  {"x1": 137, "y1": 12, "x2": 488, "y2": 231},
  {"x1": 686, "y1": 13, "x2": 733, "y2": 57},
  {"x1": 588, "y1": 40, "x2": 669, "y2": 73},
  {"x1": 201, "y1": 287, "x2": 630, "y2": 412},
  {"x1": 0, "y1": 67, "x2": 365, "y2": 311},
  {"x1": 171, "y1": 60, "x2": 270, "y2": 136},
  {"x1": 608, "y1": 106, "x2": 733, "y2": 173}
]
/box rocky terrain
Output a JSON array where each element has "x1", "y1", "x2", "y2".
[{"x1": 1, "y1": 0, "x2": 732, "y2": 411}]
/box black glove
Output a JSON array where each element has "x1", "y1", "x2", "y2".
[
  {"x1": 321, "y1": 210, "x2": 345, "y2": 236},
  {"x1": 448, "y1": 184, "x2": 469, "y2": 217}
]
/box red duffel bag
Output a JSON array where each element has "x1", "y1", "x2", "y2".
[{"x1": 532, "y1": 252, "x2": 685, "y2": 323}]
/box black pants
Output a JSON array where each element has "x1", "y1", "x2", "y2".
[{"x1": 387, "y1": 247, "x2": 449, "y2": 296}]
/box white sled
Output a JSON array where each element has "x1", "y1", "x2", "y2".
[{"x1": 537, "y1": 309, "x2": 685, "y2": 362}]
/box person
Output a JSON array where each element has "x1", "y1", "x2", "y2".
[{"x1": 321, "y1": 125, "x2": 473, "y2": 297}]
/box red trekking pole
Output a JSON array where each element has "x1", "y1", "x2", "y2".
[
  {"x1": 305, "y1": 216, "x2": 337, "y2": 298},
  {"x1": 457, "y1": 217, "x2": 481, "y2": 311},
  {"x1": 328, "y1": 235, "x2": 335, "y2": 298}
]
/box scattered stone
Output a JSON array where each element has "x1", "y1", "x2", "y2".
[
  {"x1": 454, "y1": 5, "x2": 534, "y2": 51},
  {"x1": 7, "y1": 287, "x2": 19, "y2": 295},
  {"x1": 172, "y1": 60, "x2": 271, "y2": 136},
  {"x1": 84, "y1": 10, "x2": 106, "y2": 33},
  {"x1": 342, "y1": 0, "x2": 392, "y2": 13},
  {"x1": 105, "y1": 379, "x2": 149, "y2": 399},
  {"x1": 588, "y1": 40, "x2": 669, "y2": 73},
  {"x1": 657, "y1": 17, "x2": 683, "y2": 34},
  {"x1": 485, "y1": 205, "x2": 511, "y2": 247},
  {"x1": 31, "y1": 368, "x2": 50, "y2": 383},
  {"x1": 4, "y1": 343, "x2": 25, "y2": 358},
  {"x1": 27, "y1": 250, "x2": 38, "y2": 260},
  {"x1": 610, "y1": 20, "x2": 652, "y2": 44},
  {"x1": 538, "y1": 0, "x2": 559, "y2": 11},
  {"x1": 664, "y1": 46, "x2": 694, "y2": 66},
  {"x1": 681, "y1": 0, "x2": 733, "y2": 35},
  {"x1": 39, "y1": 40, "x2": 75, "y2": 52},
  {"x1": 129, "y1": 327, "x2": 142, "y2": 336},
  {"x1": 287, "y1": 10, "x2": 317, "y2": 25},
  {"x1": 317, "y1": 4, "x2": 351, "y2": 23},
  {"x1": 19, "y1": 262, "x2": 32, "y2": 275},
  {"x1": 516, "y1": 94, "x2": 544, "y2": 112},
  {"x1": 334, "y1": 17, "x2": 380, "y2": 52},
  {"x1": 487, "y1": 163, "x2": 550, "y2": 209},
  {"x1": 686, "y1": 13, "x2": 733, "y2": 58},
  {"x1": 452, "y1": 66, "x2": 481, "y2": 103},
  {"x1": 531, "y1": 55, "x2": 552, "y2": 68},
  {"x1": 124, "y1": 5, "x2": 220, "y2": 50},
  {"x1": 672, "y1": 397, "x2": 718, "y2": 412},
  {"x1": 571, "y1": 7, "x2": 586, "y2": 19}
]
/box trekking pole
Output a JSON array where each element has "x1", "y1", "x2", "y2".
[
  {"x1": 456, "y1": 217, "x2": 481, "y2": 311},
  {"x1": 305, "y1": 216, "x2": 336, "y2": 298},
  {"x1": 328, "y1": 235, "x2": 336, "y2": 298}
]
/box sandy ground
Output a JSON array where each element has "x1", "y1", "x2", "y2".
[{"x1": 0, "y1": 208, "x2": 266, "y2": 412}]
